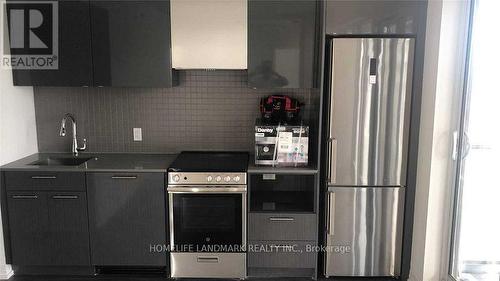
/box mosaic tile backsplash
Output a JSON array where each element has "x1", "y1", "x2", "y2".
[{"x1": 34, "y1": 70, "x2": 316, "y2": 153}]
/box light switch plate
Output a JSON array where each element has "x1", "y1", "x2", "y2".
[{"x1": 133, "y1": 128, "x2": 142, "y2": 141}]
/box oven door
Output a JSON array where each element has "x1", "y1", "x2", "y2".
[{"x1": 168, "y1": 186, "x2": 246, "y2": 252}]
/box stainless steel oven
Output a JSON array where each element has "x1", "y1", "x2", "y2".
[{"x1": 167, "y1": 172, "x2": 247, "y2": 279}]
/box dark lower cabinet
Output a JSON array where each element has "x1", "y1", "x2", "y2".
[
  {"x1": 247, "y1": 172, "x2": 318, "y2": 278},
  {"x1": 86, "y1": 173, "x2": 167, "y2": 266},
  {"x1": 6, "y1": 190, "x2": 90, "y2": 266},
  {"x1": 47, "y1": 192, "x2": 91, "y2": 265},
  {"x1": 7, "y1": 191, "x2": 50, "y2": 265},
  {"x1": 247, "y1": 212, "x2": 317, "y2": 277},
  {"x1": 248, "y1": 0, "x2": 318, "y2": 89},
  {"x1": 9, "y1": 1, "x2": 93, "y2": 86},
  {"x1": 248, "y1": 240, "x2": 316, "y2": 268},
  {"x1": 90, "y1": 1, "x2": 174, "y2": 87}
]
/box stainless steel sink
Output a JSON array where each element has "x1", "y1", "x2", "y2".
[{"x1": 30, "y1": 157, "x2": 92, "y2": 166}]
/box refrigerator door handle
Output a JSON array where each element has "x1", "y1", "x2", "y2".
[
  {"x1": 327, "y1": 192, "x2": 336, "y2": 236},
  {"x1": 327, "y1": 139, "x2": 337, "y2": 185}
]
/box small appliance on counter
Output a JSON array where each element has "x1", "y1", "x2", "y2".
[
  {"x1": 255, "y1": 94, "x2": 308, "y2": 167},
  {"x1": 259, "y1": 95, "x2": 303, "y2": 125}
]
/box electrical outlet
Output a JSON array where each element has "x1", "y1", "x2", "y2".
[{"x1": 133, "y1": 128, "x2": 142, "y2": 141}]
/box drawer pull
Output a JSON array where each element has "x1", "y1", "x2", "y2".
[
  {"x1": 12, "y1": 195, "x2": 38, "y2": 199},
  {"x1": 31, "y1": 176, "x2": 56, "y2": 179},
  {"x1": 197, "y1": 256, "x2": 219, "y2": 263},
  {"x1": 269, "y1": 217, "x2": 295, "y2": 222},
  {"x1": 52, "y1": 195, "x2": 79, "y2": 200},
  {"x1": 111, "y1": 176, "x2": 138, "y2": 179}
]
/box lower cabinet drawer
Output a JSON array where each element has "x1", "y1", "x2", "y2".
[
  {"x1": 5, "y1": 171, "x2": 85, "y2": 191},
  {"x1": 248, "y1": 240, "x2": 316, "y2": 268},
  {"x1": 248, "y1": 213, "x2": 316, "y2": 241}
]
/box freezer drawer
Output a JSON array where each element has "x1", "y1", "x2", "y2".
[{"x1": 324, "y1": 186, "x2": 405, "y2": 277}]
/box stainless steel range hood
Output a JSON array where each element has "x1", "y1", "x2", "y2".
[{"x1": 170, "y1": 0, "x2": 247, "y2": 70}]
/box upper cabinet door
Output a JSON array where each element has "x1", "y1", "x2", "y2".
[
  {"x1": 248, "y1": 0, "x2": 317, "y2": 89},
  {"x1": 325, "y1": 0, "x2": 427, "y2": 35},
  {"x1": 9, "y1": 1, "x2": 93, "y2": 86},
  {"x1": 90, "y1": 0, "x2": 173, "y2": 87}
]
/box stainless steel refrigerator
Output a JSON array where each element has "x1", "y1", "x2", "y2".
[{"x1": 324, "y1": 37, "x2": 414, "y2": 277}]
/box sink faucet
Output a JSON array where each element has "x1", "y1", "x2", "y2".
[{"x1": 59, "y1": 113, "x2": 86, "y2": 155}]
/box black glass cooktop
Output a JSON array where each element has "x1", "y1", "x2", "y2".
[{"x1": 168, "y1": 151, "x2": 249, "y2": 172}]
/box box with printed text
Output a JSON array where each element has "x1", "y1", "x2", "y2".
[{"x1": 254, "y1": 120, "x2": 309, "y2": 166}]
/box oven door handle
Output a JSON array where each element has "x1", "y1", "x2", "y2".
[{"x1": 167, "y1": 186, "x2": 247, "y2": 193}]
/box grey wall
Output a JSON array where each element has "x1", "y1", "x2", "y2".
[{"x1": 34, "y1": 70, "x2": 315, "y2": 153}]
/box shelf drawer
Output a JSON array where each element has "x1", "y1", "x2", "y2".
[
  {"x1": 5, "y1": 172, "x2": 85, "y2": 191},
  {"x1": 248, "y1": 240, "x2": 316, "y2": 268},
  {"x1": 248, "y1": 213, "x2": 316, "y2": 241}
]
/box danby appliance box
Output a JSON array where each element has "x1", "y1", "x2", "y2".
[{"x1": 255, "y1": 121, "x2": 309, "y2": 166}]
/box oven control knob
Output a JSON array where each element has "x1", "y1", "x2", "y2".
[
  {"x1": 207, "y1": 175, "x2": 213, "y2": 182},
  {"x1": 215, "y1": 176, "x2": 222, "y2": 182},
  {"x1": 172, "y1": 175, "x2": 180, "y2": 182},
  {"x1": 224, "y1": 176, "x2": 231, "y2": 182},
  {"x1": 233, "y1": 176, "x2": 240, "y2": 182}
]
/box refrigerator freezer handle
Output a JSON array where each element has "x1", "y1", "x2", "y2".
[
  {"x1": 327, "y1": 192, "x2": 336, "y2": 236},
  {"x1": 325, "y1": 191, "x2": 330, "y2": 234}
]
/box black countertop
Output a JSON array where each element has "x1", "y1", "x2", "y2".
[
  {"x1": 0, "y1": 153, "x2": 177, "y2": 173},
  {"x1": 1, "y1": 153, "x2": 319, "y2": 174}
]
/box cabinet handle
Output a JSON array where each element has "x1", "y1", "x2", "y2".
[
  {"x1": 31, "y1": 176, "x2": 56, "y2": 179},
  {"x1": 12, "y1": 195, "x2": 38, "y2": 199},
  {"x1": 111, "y1": 176, "x2": 137, "y2": 179},
  {"x1": 197, "y1": 256, "x2": 219, "y2": 263},
  {"x1": 52, "y1": 195, "x2": 79, "y2": 200},
  {"x1": 269, "y1": 217, "x2": 295, "y2": 222}
]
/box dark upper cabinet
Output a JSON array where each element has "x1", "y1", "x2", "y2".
[
  {"x1": 248, "y1": 0, "x2": 317, "y2": 89},
  {"x1": 90, "y1": 1, "x2": 173, "y2": 87},
  {"x1": 325, "y1": 0, "x2": 427, "y2": 35},
  {"x1": 86, "y1": 173, "x2": 167, "y2": 266},
  {"x1": 6, "y1": 189, "x2": 90, "y2": 266},
  {"x1": 10, "y1": 1, "x2": 93, "y2": 86}
]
